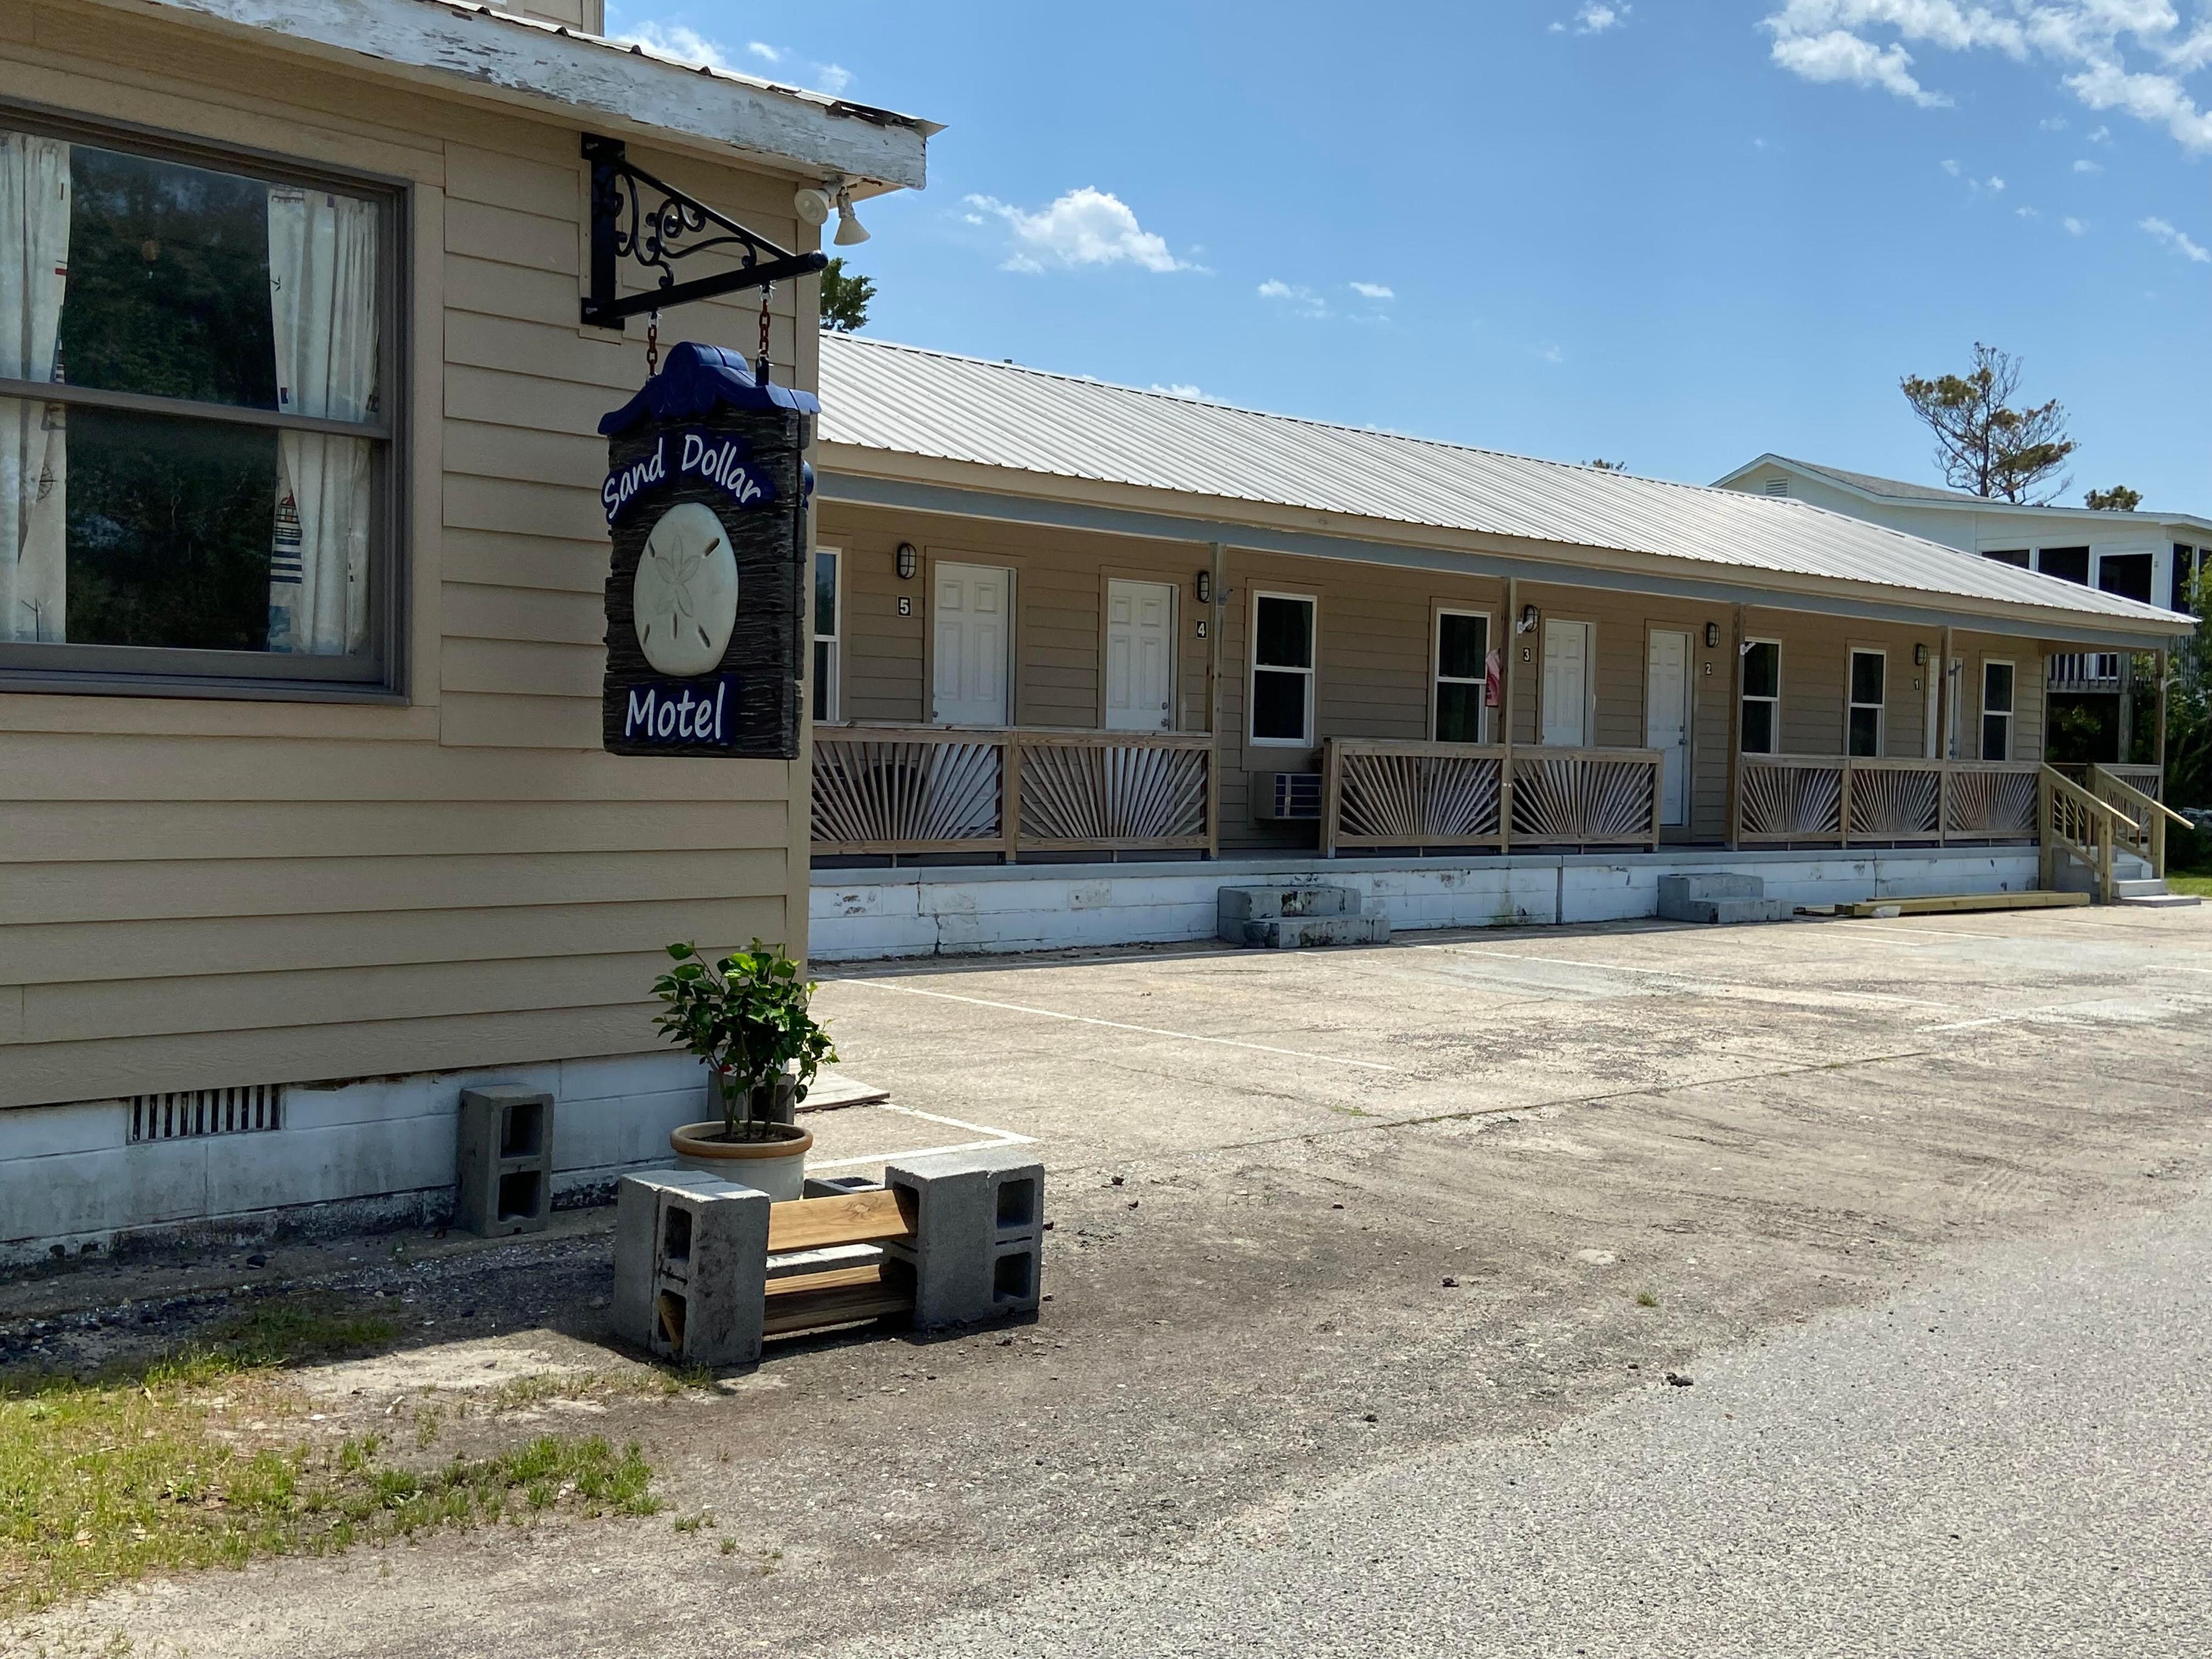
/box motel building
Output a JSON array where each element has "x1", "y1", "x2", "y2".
[{"x1": 0, "y1": 2, "x2": 2194, "y2": 1259}]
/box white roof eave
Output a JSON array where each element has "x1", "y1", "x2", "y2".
[
  {"x1": 1722, "y1": 453, "x2": 2212, "y2": 538},
  {"x1": 96, "y1": 0, "x2": 937, "y2": 189}
]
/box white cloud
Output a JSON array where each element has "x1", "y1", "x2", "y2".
[
  {"x1": 2040, "y1": 113, "x2": 2069, "y2": 130},
  {"x1": 1149, "y1": 382, "x2": 1206, "y2": 400},
  {"x1": 2073, "y1": 156, "x2": 2104, "y2": 170},
  {"x1": 1348, "y1": 281, "x2": 1396, "y2": 300},
  {"x1": 2016, "y1": 204, "x2": 2040, "y2": 217},
  {"x1": 1941, "y1": 156, "x2": 1961, "y2": 173},
  {"x1": 966, "y1": 188, "x2": 1192, "y2": 274},
  {"x1": 2063, "y1": 214, "x2": 2089, "y2": 233},
  {"x1": 1769, "y1": 26, "x2": 1949, "y2": 107},
  {"x1": 747, "y1": 41, "x2": 781, "y2": 63},
  {"x1": 1552, "y1": 2, "x2": 1628, "y2": 32},
  {"x1": 1988, "y1": 173, "x2": 2005, "y2": 190},
  {"x1": 1259, "y1": 279, "x2": 1330, "y2": 317},
  {"x1": 1538, "y1": 344, "x2": 1566, "y2": 365},
  {"x1": 1760, "y1": 3, "x2": 2212, "y2": 152},
  {"x1": 2142, "y1": 214, "x2": 2212, "y2": 261}
]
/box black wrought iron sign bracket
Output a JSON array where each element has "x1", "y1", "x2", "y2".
[{"x1": 582, "y1": 134, "x2": 828, "y2": 328}]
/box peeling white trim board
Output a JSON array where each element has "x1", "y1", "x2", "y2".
[{"x1": 94, "y1": 0, "x2": 937, "y2": 186}]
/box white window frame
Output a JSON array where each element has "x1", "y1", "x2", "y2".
[
  {"x1": 1846, "y1": 647, "x2": 1885, "y2": 758},
  {"x1": 1980, "y1": 658, "x2": 2015, "y2": 761},
  {"x1": 811, "y1": 544, "x2": 841, "y2": 725},
  {"x1": 1740, "y1": 637, "x2": 1782, "y2": 755},
  {"x1": 1430, "y1": 606, "x2": 1491, "y2": 744},
  {"x1": 1249, "y1": 590, "x2": 1317, "y2": 748}
]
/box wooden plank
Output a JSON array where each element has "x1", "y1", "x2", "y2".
[
  {"x1": 762, "y1": 1282, "x2": 915, "y2": 1339},
  {"x1": 1843, "y1": 891, "x2": 2089, "y2": 918},
  {"x1": 766, "y1": 1187, "x2": 918, "y2": 1253}
]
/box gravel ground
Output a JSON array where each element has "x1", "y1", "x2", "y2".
[
  {"x1": 826, "y1": 1183, "x2": 2212, "y2": 1658},
  {"x1": 7, "y1": 906, "x2": 2210, "y2": 1656}
]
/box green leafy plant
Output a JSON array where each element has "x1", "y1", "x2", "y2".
[{"x1": 650, "y1": 941, "x2": 836, "y2": 1142}]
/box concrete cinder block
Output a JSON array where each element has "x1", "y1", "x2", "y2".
[
  {"x1": 1217, "y1": 884, "x2": 1362, "y2": 923},
  {"x1": 1231, "y1": 913, "x2": 1391, "y2": 948},
  {"x1": 1658, "y1": 872, "x2": 1766, "y2": 906},
  {"x1": 612, "y1": 1169, "x2": 738, "y2": 1349},
  {"x1": 456, "y1": 1086, "x2": 556, "y2": 1238},
  {"x1": 652, "y1": 1181, "x2": 771, "y2": 1369},
  {"x1": 882, "y1": 1145, "x2": 1046, "y2": 1330}
]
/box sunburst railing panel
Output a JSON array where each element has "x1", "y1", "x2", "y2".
[
  {"x1": 1944, "y1": 764, "x2": 2039, "y2": 838},
  {"x1": 1508, "y1": 750, "x2": 1661, "y2": 844},
  {"x1": 1846, "y1": 763, "x2": 1941, "y2": 840},
  {"x1": 1738, "y1": 758, "x2": 1843, "y2": 840},
  {"x1": 812, "y1": 733, "x2": 1006, "y2": 852},
  {"x1": 1331, "y1": 743, "x2": 1505, "y2": 848}
]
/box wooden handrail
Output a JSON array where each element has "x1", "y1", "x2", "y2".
[
  {"x1": 2086, "y1": 764, "x2": 2183, "y2": 881},
  {"x1": 2039, "y1": 764, "x2": 2124, "y2": 902}
]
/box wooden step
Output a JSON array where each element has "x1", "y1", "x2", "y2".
[
  {"x1": 761, "y1": 1262, "x2": 914, "y2": 1338},
  {"x1": 765, "y1": 1186, "x2": 916, "y2": 1254},
  {"x1": 1842, "y1": 891, "x2": 2090, "y2": 918}
]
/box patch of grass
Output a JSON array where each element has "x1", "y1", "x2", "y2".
[
  {"x1": 1635, "y1": 1290, "x2": 1659, "y2": 1308},
  {"x1": 2165, "y1": 871, "x2": 2212, "y2": 897},
  {"x1": 0, "y1": 1298, "x2": 658, "y2": 1617}
]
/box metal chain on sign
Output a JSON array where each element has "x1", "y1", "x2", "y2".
[
  {"x1": 645, "y1": 309, "x2": 660, "y2": 378},
  {"x1": 759, "y1": 286, "x2": 774, "y2": 374}
]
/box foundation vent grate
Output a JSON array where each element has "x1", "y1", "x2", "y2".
[{"x1": 130, "y1": 1086, "x2": 283, "y2": 1143}]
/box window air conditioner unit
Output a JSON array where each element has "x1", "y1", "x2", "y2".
[{"x1": 1255, "y1": 771, "x2": 1323, "y2": 821}]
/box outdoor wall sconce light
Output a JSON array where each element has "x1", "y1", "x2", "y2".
[
  {"x1": 1196, "y1": 570, "x2": 1212, "y2": 603},
  {"x1": 1517, "y1": 604, "x2": 1540, "y2": 634},
  {"x1": 1914, "y1": 642, "x2": 1929, "y2": 666},
  {"x1": 1705, "y1": 622, "x2": 1720, "y2": 649},
  {"x1": 896, "y1": 543, "x2": 918, "y2": 580}
]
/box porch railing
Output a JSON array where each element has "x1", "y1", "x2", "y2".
[
  {"x1": 2047, "y1": 652, "x2": 2123, "y2": 694},
  {"x1": 2085, "y1": 763, "x2": 2186, "y2": 880},
  {"x1": 1322, "y1": 739, "x2": 1662, "y2": 854},
  {"x1": 812, "y1": 726, "x2": 1217, "y2": 860},
  {"x1": 1736, "y1": 756, "x2": 2041, "y2": 846}
]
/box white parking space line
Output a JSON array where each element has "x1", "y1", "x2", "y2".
[
  {"x1": 840, "y1": 977, "x2": 1403, "y2": 1073},
  {"x1": 804, "y1": 1102, "x2": 1036, "y2": 1173}
]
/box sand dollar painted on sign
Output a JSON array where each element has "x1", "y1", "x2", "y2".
[{"x1": 631, "y1": 501, "x2": 739, "y2": 676}]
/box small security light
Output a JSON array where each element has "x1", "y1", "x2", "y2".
[
  {"x1": 1517, "y1": 604, "x2": 1539, "y2": 634},
  {"x1": 1914, "y1": 642, "x2": 1929, "y2": 666},
  {"x1": 793, "y1": 187, "x2": 834, "y2": 228},
  {"x1": 1705, "y1": 622, "x2": 1719, "y2": 650},
  {"x1": 1196, "y1": 570, "x2": 1212, "y2": 603},
  {"x1": 833, "y1": 191, "x2": 871, "y2": 247},
  {"x1": 896, "y1": 542, "x2": 918, "y2": 581}
]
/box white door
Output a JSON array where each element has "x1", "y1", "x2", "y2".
[
  {"x1": 1645, "y1": 629, "x2": 1691, "y2": 827},
  {"x1": 1105, "y1": 578, "x2": 1176, "y2": 732},
  {"x1": 1541, "y1": 620, "x2": 1591, "y2": 747},
  {"x1": 931, "y1": 562, "x2": 1012, "y2": 726}
]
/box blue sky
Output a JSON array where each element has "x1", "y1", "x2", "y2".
[{"x1": 605, "y1": 2, "x2": 2212, "y2": 509}]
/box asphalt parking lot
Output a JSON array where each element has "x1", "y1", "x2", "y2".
[{"x1": 12, "y1": 904, "x2": 2211, "y2": 1657}]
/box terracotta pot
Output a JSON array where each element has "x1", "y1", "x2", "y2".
[{"x1": 668, "y1": 1119, "x2": 812, "y2": 1200}]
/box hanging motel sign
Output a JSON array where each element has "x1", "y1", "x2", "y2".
[{"x1": 597, "y1": 343, "x2": 817, "y2": 757}]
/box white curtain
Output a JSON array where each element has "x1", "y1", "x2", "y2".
[
  {"x1": 267, "y1": 185, "x2": 377, "y2": 655},
  {"x1": 0, "y1": 132, "x2": 69, "y2": 644}
]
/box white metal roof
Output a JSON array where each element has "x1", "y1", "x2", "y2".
[{"x1": 818, "y1": 335, "x2": 2188, "y2": 634}]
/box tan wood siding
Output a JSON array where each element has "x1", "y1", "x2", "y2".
[{"x1": 0, "y1": 11, "x2": 819, "y2": 1109}]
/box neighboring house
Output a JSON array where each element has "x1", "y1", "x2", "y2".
[
  {"x1": 1714, "y1": 455, "x2": 2209, "y2": 759},
  {"x1": 0, "y1": 0, "x2": 935, "y2": 1259},
  {"x1": 805, "y1": 338, "x2": 2192, "y2": 961}
]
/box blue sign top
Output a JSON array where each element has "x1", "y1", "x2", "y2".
[{"x1": 599, "y1": 342, "x2": 821, "y2": 437}]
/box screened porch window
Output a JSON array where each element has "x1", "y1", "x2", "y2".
[
  {"x1": 812, "y1": 546, "x2": 840, "y2": 723},
  {"x1": 1433, "y1": 608, "x2": 1488, "y2": 743},
  {"x1": 1981, "y1": 661, "x2": 2014, "y2": 760},
  {"x1": 1740, "y1": 640, "x2": 1780, "y2": 754},
  {"x1": 1847, "y1": 648, "x2": 1884, "y2": 757},
  {"x1": 1251, "y1": 592, "x2": 1315, "y2": 745},
  {"x1": 1, "y1": 121, "x2": 394, "y2": 693}
]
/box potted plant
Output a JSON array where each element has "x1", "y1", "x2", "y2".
[{"x1": 652, "y1": 940, "x2": 836, "y2": 1201}]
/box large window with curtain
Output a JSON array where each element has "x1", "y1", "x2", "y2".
[{"x1": 0, "y1": 117, "x2": 397, "y2": 694}]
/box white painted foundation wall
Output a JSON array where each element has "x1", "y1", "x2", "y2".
[
  {"x1": 0, "y1": 1052, "x2": 714, "y2": 1266},
  {"x1": 810, "y1": 846, "x2": 2043, "y2": 962}
]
